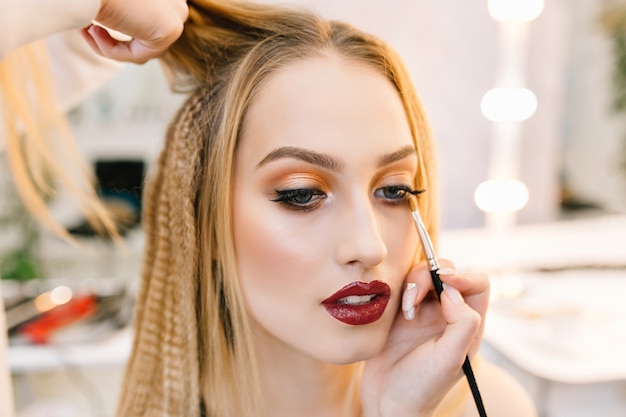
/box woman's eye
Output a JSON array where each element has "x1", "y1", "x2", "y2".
[
  {"x1": 375, "y1": 185, "x2": 413, "y2": 204},
  {"x1": 271, "y1": 188, "x2": 327, "y2": 210}
]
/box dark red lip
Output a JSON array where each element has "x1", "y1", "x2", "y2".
[{"x1": 321, "y1": 280, "x2": 391, "y2": 326}]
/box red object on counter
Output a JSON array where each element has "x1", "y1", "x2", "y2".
[{"x1": 19, "y1": 295, "x2": 98, "y2": 344}]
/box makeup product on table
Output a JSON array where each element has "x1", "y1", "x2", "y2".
[{"x1": 408, "y1": 196, "x2": 488, "y2": 417}]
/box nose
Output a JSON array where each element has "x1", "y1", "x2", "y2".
[{"x1": 335, "y1": 197, "x2": 388, "y2": 268}]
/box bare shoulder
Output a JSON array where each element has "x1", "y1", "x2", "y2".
[{"x1": 458, "y1": 359, "x2": 538, "y2": 417}]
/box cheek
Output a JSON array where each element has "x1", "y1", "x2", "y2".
[
  {"x1": 232, "y1": 203, "x2": 326, "y2": 313},
  {"x1": 382, "y1": 213, "x2": 420, "y2": 281},
  {"x1": 400, "y1": 224, "x2": 419, "y2": 263}
]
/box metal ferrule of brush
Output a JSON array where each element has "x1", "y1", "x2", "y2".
[{"x1": 410, "y1": 209, "x2": 440, "y2": 272}]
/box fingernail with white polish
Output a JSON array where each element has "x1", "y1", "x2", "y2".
[
  {"x1": 402, "y1": 283, "x2": 417, "y2": 312},
  {"x1": 402, "y1": 283, "x2": 418, "y2": 321},
  {"x1": 404, "y1": 306, "x2": 416, "y2": 321},
  {"x1": 437, "y1": 267, "x2": 457, "y2": 276},
  {"x1": 443, "y1": 283, "x2": 464, "y2": 305}
]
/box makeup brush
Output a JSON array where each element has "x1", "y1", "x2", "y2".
[{"x1": 408, "y1": 195, "x2": 488, "y2": 417}]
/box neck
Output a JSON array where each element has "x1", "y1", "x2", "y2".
[{"x1": 255, "y1": 329, "x2": 361, "y2": 417}]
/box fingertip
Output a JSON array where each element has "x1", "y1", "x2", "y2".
[
  {"x1": 88, "y1": 24, "x2": 107, "y2": 39},
  {"x1": 82, "y1": 25, "x2": 142, "y2": 63},
  {"x1": 437, "y1": 267, "x2": 457, "y2": 276},
  {"x1": 80, "y1": 26, "x2": 101, "y2": 55},
  {"x1": 437, "y1": 271, "x2": 490, "y2": 299},
  {"x1": 442, "y1": 283, "x2": 464, "y2": 305},
  {"x1": 85, "y1": 25, "x2": 115, "y2": 51}
]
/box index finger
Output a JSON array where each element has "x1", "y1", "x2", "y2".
[{"x1": 82, "y1": 24, "x2": 167, "y2": 64}]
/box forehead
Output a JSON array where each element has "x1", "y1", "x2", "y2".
[{"x1": 239, "y1": 54, "x2": 414, "y2": 160}]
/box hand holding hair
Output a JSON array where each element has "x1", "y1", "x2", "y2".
[{"x1": 81, "y1": 0, "x2": 189, "y2": 63}]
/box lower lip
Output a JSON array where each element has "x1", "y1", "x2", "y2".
[{"x1": 322, "y1": 296, "x2": 390, "y2": 326}]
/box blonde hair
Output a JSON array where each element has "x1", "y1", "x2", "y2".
[
  {"x1": 0, "y1": 41, "x2": 118, "y2": 243},
  {"x1": 116, "y1": 1, "x2": 441, "y2": 416}
]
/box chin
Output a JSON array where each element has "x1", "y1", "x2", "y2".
[
  {"x1": 320, "y1": 328, "x2": 389, "y2": 365},
  {"x1": 327, "y1": 344, "x2": 386, "y2": 365}
]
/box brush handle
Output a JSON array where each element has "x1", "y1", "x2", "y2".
[
  {"x1": 429, "y1": 269, "x2": 445, "y2": 300},
  {"x1": 429, "y1": 268, "x2": 488, "y2": 417}
]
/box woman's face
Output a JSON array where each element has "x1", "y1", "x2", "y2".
[{"x1": 232, "y1": 54, "x2": 420, "y2": 364}]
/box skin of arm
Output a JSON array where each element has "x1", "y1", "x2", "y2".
[
  {"x1": 1, "y1": 0, "x2": 189, "y2": 62},
  {"x1": 0, "y1": 0, "x2": 101, "y2": 58}
]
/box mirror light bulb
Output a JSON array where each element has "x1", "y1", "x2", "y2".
[
  {"x1": 488, "y1": 0, "x2": 544, "y2": 22},
  {"x1": 481, "y1": 87, "x2": 537, "y2": 122},
  {"x1": 474, "y1": 179, "x2": 529, "y2": 212}
]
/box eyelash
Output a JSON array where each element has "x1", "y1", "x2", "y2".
[
  {"x1": 271, "y1": 188, "x2": 327, "y2": 210},
  {"x1": 375, "y1": 185, "x2": 425, "y2": 205},
  {"x1": 271, "y1": 185, "x2": 425, "y2": 211}
]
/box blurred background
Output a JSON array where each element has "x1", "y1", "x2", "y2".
[{"x1": 1, "y1": 1, "x2": 626, "y2": 416}]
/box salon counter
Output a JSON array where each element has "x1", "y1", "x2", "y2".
[
  {"x1": 7, "y1": 326, "x2": 131, "y2": 373},
  {"x1": 440, "y1": 213, "x2": 626, "y2": 417},
  {"x1": 482, "y1": 269, "x2": 626, "y2": 384}
]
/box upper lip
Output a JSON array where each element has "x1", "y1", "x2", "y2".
[{"x1": 321, "y1": 280, "x2": 391, "y2": 304}]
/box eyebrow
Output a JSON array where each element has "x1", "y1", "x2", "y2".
[
  {"x1": 376, "y1": 145, "x2": 417, "y2": 167},
  {"x1": 256, "y1": 144, "x2": 417, "y2": 171},
  {"x1": 256, "y1": 146, "x2": 342, "y2": 171}
]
